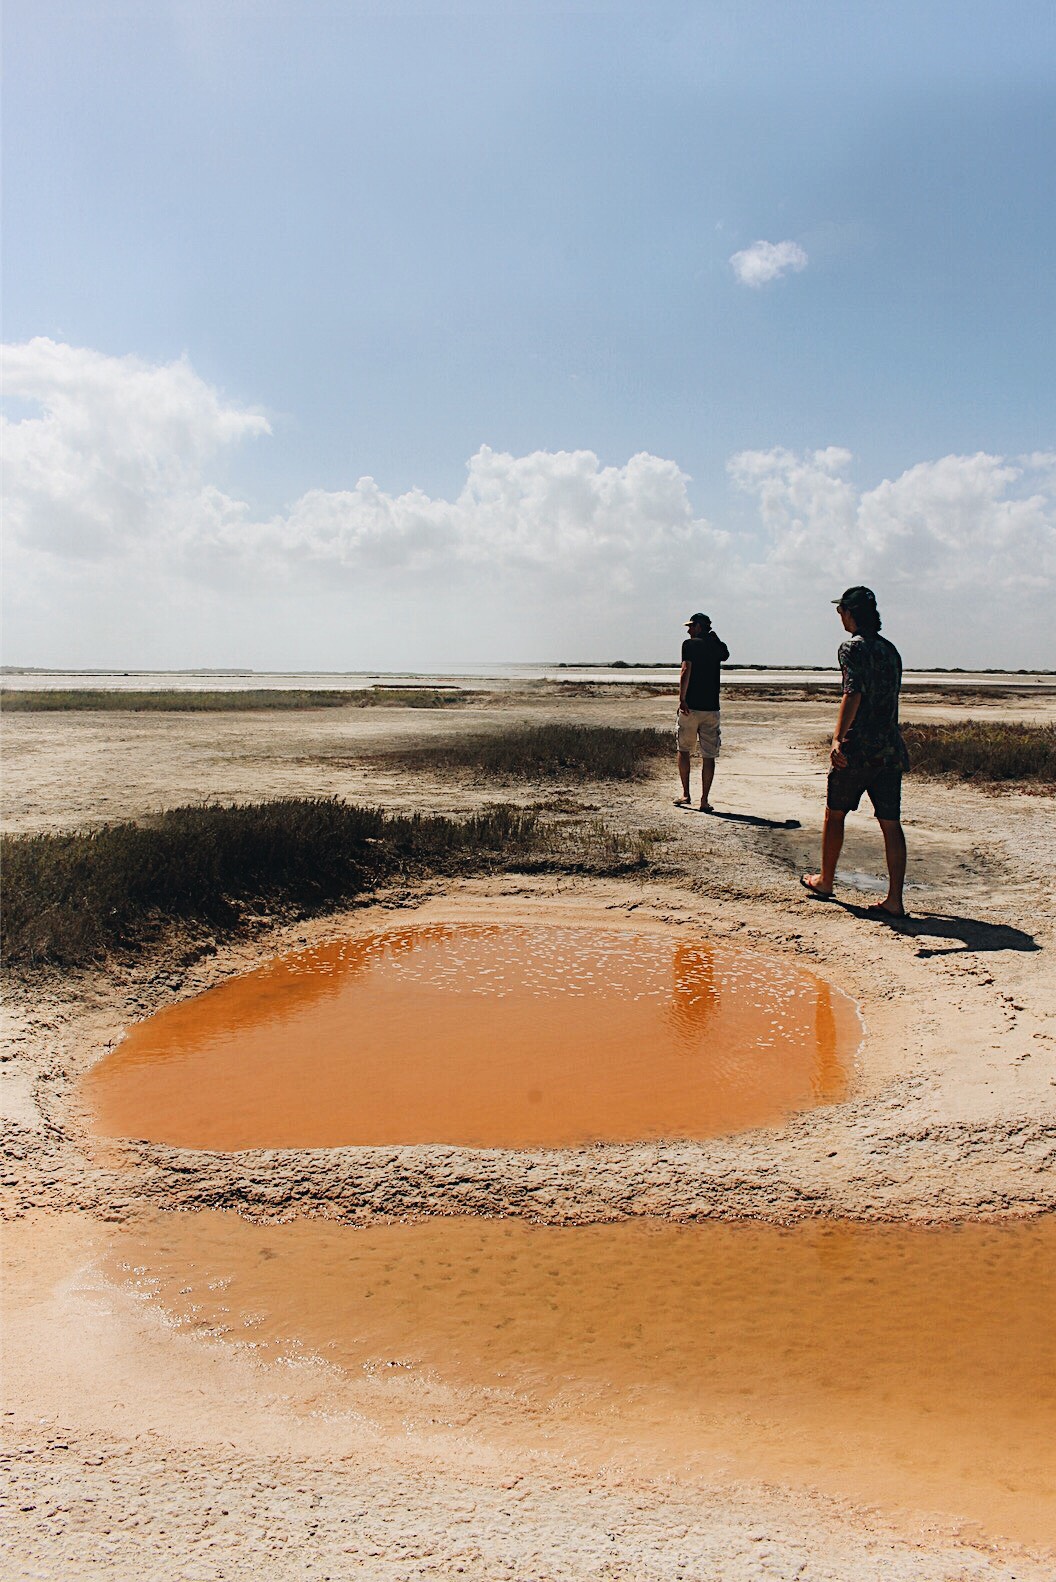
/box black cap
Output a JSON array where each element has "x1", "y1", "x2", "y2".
[
  {"x1": 833, "y1": 586, "x2": 877, "y2": 614},
  {"x1": 685, "y1": 612, "x2": 710, "y2": 626}
]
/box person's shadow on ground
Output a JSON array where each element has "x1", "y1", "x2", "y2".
[
  {"x1": 708, "y1": 811, "x2": 801, "y2": 830},
  {"x1": 838, "y1": 903, "x2": 1040, "y2": 956}
]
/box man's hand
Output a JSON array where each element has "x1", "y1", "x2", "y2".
[
  {"x1": 830, "y1": 689, "x2": 859, "y2": 770},
  {"x1": 679, "y1": 700, "x2": 690, "y2": 715}
]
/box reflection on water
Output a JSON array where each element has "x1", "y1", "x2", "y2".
[
  {"x1": 812, "y1": 980, "x2": 846, "y2": 1102},
  {"x1": 83, "y1": 925, "x2": 858, "y2": 1151},
  {"x1": 108, "y1": 1211, "x2": 1056, "y2": 1549},
  {"x1": 667, "y1": 940, "x2": 719, "y2": 1047}
]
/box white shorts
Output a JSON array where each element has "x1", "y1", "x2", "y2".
[{"x1": 676, "y1": 709, "x2": 721, "y2": 757}]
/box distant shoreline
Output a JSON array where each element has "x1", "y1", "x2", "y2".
[{"x1": 4, "y1": 664, "x2": 1054, "y2": 677}]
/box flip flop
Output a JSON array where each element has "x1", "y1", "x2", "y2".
[
  {"x1": 673, "y1": 796, "x2": 692, "y2": 807},
  {"x1": 800, "y1": 875, "x2": 834, "y2": 899},
  {"x1": 865, "y1": 903, "x2": 909, "y2": 922}
]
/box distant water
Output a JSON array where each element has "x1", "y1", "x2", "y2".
[
  {"x1": 1, "y1": 663, "x2": 664, "y2": 691},
  {"x1": 1, "y1": 665, "x2": 1043, "y2": 691}
]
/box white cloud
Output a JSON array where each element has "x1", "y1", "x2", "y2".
[
  {"x1": 1, "y1": 337, "x2": 269, "y2": 559},
  {"x1": 2, "y1": 339, "x2": 726, "y2": 602},
  {"x1": 238, "y1": 446, "x2": 724, "y2": 594},
  {"x1": 728, "y1": 445, "x2": 1056, "y2": 618},
  {"x1": 729, "y1": 239, "x2": 808, "y2": 287},
  {"x1": 3, "y1": 340, "x2": 1053, "y2": 667},
  {"x1": 726, "y1": 446, "x2": 856, "y2": 571}
]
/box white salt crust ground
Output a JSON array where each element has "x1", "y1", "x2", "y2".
[{"x1": 2, "y1": 683, "x2": 1055, "y2": 1579}]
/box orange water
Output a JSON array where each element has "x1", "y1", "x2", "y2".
[
  {"x1": 83, "y1": 924, "x2": 856, "y2": 1150},
  {"x1": 108, "y1": 1212, "x2": 1056, "y2": 1548}
]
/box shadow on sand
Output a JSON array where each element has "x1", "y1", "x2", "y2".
[
  {"x1": 837, "y1": 904, "x2": 1040, "y2": 957},
  {"x1": 708, "y1": 811, "x2": 802, "y2": 830}
]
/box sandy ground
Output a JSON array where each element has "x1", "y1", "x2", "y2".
[{"x1": 2, "y1": 682, "x2": 1055, "y2": 1580}]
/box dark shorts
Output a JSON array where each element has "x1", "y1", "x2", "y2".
[{"x1": 826, "y1": 762, "x2": 903, "y2": 821}]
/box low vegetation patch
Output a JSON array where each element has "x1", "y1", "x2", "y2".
[
  {"x1": 901, "y1": 721, "x2": 1056, "y2": 785},
  {"x1": 0, "y1": 687, "x2": 463, "y2": 712},
  {"x1": 397, "y1": 723, "x2": 671, "y2": 781},
  {"x1": 1, "y1": 797, "x2": 652, "y2": 966}
]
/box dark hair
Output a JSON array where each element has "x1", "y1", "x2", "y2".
[{"x1": 838, "y1": 586, "x2": 881, "y2": 635}]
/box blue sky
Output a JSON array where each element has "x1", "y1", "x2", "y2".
[{"x1": 3, "y1": 0, "x2": 1055, "y2": 668}]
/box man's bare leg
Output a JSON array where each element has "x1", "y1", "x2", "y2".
[
  {"x1": 876, "y1": 817, "x2": 907, "y2": 916},
  {"x1": 803, "y1": 806, "x2": 846, "y2": 895},
  {"x1": 676, "y1": 750, "x2": 692, "y2": 804},
  {"x1": 699, "y1": 757, "x2": 715, "y2": 811}
]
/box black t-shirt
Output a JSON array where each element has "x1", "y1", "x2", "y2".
[{"x1": 681, "y1": 633, "x2": 729, "y2": 711}]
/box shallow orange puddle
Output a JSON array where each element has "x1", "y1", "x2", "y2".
[
  {"x1": 108, "y1": 1212, "x2": 1056, "y2": 1548},
  {"x1": 83, "y1": 924, "x2": 856, "y2": 1149}
]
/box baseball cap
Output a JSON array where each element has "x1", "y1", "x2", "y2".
[
  {"x1": 832, "y1": 586, "x2": 877, "y2": 614},
  {"x1": 685, "y1": 612, "x2": 710, "y2": 626}
]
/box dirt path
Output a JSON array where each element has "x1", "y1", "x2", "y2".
[{"x1": 2, "y1": 687, "x2": 1054, "y2": 1579}]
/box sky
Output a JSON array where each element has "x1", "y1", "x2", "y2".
[{"x1": 3, "y1": 0, "x2": 1055, "y2": 670}]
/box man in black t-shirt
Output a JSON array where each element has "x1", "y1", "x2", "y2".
[{"x1": 675, "y1": 612, "x2": 730, "y2": 812}]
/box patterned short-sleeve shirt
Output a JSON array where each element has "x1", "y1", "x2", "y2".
[{"x1": 838, "y1": 633, "x2": 910, "y2": 770}]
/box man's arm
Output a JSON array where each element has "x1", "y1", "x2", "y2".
[
  {"x1": 830, "y1": 690, "x2": 861, "y2": 768},
  {"x1": 679, "y1": 659, "x2": 691, "y2": 714}
]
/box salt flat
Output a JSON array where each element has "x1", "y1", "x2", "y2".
[{"x1": 2, "y1": 681, "x2": 1054, "y2": 1580}]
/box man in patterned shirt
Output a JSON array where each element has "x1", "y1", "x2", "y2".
[{"x1": 801, "y1": 586, "x2": 910, "y2": 918}]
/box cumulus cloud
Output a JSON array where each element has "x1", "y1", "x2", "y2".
[
  {"x1": 728, "y1": 445, "x2": 1056, "y2": 601},
  {"x1": 727, "y1": 446, "x2": 856, "y2": 570},
  {"x1": 239, "y1": 446, "x2": 723, "y2": 594},
  {"x1": 4, "y1": 340, "x2": 1052, "y2": 666},
  {"x1": 729, "y1": 239, "x2": 808, "y2": 287},
  {"x1": 2, "y1": 337, "x2": 269, "y2": 559},
  {"x1": 2, "y1": 339, "x2": 725, "y2": 600}
]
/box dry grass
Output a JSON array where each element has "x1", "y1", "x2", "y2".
[
  {"x1": 0, "y1": 797, "x2": 653, "y2": 966},
  {"x1": 394, "y1": 723, "x2": 671, "y2": 781},
  {"x1": 0, "y1": 687, "x2": 463, "y2": 712},
  {"x1": 901, "y1": 721, "x2": 1056, "y2": 785}
]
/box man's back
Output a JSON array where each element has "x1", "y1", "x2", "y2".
[
  {"x1": 682, "y1": 631, "x2": 729, "y2": 711},
  {"x1": 838, "y1": 632, "x2": 907, "y2": 767}
]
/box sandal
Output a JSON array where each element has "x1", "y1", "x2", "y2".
[{"x1": 800, "y1": 875, "x2": 834, "y2": 899}]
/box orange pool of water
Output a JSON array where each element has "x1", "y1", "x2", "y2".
[
  {"x1": 108, "y1": 1212, "x2": 1056, "y2": 1548},
  {"x1": 83, "y1": 924, "x2": 856, "y2": 1150}
]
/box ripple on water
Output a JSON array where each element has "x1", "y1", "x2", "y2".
[
  {"x1": 82, "y1": 924, "x2": 859, "y2": 1150},
  {"x1": 107, "y1": 1211, "x2": 1056, "y2": 1551}
]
